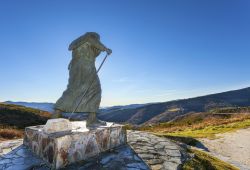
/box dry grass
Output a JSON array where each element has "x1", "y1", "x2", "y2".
[
  {"x1": 183, "y1": 148, "x2": 239, "y2": 170},
  {"x1": 0, "y1": 103, "x2": 51, "y2": 140},
  {"x1": 0, "y1": 126, "x2": 23, "y2": 140},
  {"x1": 210, "y1": 106, "x2": 250, "y2": 114},
  {"x1": 139, "y1": 113, "x2": 250, "y2": 139},
  {"x1": 0, "y1": 103, "x2": 50, "y2": 128}
]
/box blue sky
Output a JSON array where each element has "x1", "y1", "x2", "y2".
[{"x1": 0, "y1": 0, "x2": 250, "y2": 106}]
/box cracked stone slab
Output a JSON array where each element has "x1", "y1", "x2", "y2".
[
  {"x1": 0, "y1": 139, "x2": 23, "y2": 155},
  {"x1": 127, "y1": 130, "x2": 184, "y2": 170},
  {"x1": 0, "y1": 145, "x2": 46, "y2": 170},
  {"x1": 0, "y1": 143, "x2": 149, "y2": 170}
]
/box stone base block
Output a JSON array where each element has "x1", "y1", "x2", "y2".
[{"x1": 23, "y1": 119, "x2": 127, "y2": 169}]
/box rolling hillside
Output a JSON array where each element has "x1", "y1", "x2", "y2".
[
  {"x1": 139, "y1": 106, "x2": 250, "y2": 139},
  {"x1": 3, "y1": 87, "x2": 250, "y2": 126},
  {"x1": 0, "y1": 103, "x2": 51, "y2": 129},
  {"x1": 0, "y1": 103, "x2": 51, "y2": 139},
  {"x1": 98, "y1": 87, "x2": 250, "y2": 125},
  {"x1": 4, "y1": 101, "x2": 54, "y2": 113}
]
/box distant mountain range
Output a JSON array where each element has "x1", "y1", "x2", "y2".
[
  {"x1": 98, "y1": 87, "x2": 250, "y2": 125},
  {"x1": 4, "y1": 101, "x2": 55, "y2": 113},
  {"x1": 4, "y1": 87, "x2": 250, "y2": 125},
  {"x1": 0, "y1": 103, "x2": 50, "y2": 129},
  {"x1": 3, "y1": 101, "x2": 147, "y2": 115}
]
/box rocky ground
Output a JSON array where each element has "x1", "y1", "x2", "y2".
[
  {"x1": 199, "y1": 127, "x2": 250, "y2": 170},
  {"x1": 127, "y1": 131, "x2": 187, "y2": 170},
  {"x1": 0, "y1": 131, "x2": 186, "y2": 170}
]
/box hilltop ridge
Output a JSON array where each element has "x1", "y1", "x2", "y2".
[
  {"x1": 3, "y1": 87, "x2": 250, "y2": 125},
  {"x1": 98, "y1": 87, "x2": 250, "y2": 125}
]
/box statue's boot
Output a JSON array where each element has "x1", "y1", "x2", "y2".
[{"x1": 86, "y1": 112, "x2": 106, "y2": 127}]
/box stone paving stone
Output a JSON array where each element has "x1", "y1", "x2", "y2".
[
  {"x1": 100, "y1": 154, "x2": 116, "y2": 164},
  {"x1": 127, "y1": 130, "x2": 184, "y2": 170},
  {"x1": 163, "y1": 161, "x2": 181, "y2": 170},
  {"x1": 0, "y1": 158, "x2": 12, "y2": 164},
  {"x1": 164, "y1": 145, "x2": 179, "y2": 150},
  {"x1": 151, "y1": 164, "x2": 163, "y2": 170},
  {"x1": 134, "y1": 155, "x2": 141, "y2": 161},
  {"x1": 168, "y1": 157, "x2": 182, "y2": 164},
  {"x1": 126, "y1": 162, "x2": 147, "y2": 168},
  {"x1": 165, "y1": 149, "x2": 181, "y2": 157},
  {"x1": 154, "y1": 144, "x2": 165, "y2": 149},
  {"x1": 138, "y1": 153, "x2": 155, "y2": 159},
  {"x1": 147, "y1": 159, "x2": 164, "y2": 165},
  {"x1": 0, "y1": 130, "x2": 187, "y2": 170}
]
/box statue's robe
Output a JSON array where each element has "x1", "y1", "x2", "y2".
[{"x1": 55, "y1": 33, "x2": 106, "y2": 113}]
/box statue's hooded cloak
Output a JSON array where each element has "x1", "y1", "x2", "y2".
[{"x1": 55, "y1": 32, "x2": 106, "y2": 113}]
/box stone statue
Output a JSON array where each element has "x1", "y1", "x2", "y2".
[{"x1": 54, "y1": 32, "x2": 112, "y2": 126}]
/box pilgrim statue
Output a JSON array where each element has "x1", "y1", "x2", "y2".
[{"x1": 54, "y1": 32, "x2": 112, "y2": 126}]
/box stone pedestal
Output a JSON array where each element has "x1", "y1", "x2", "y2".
[{"x1": 23, "y1": 119, "x2": 127, "y2": 169}]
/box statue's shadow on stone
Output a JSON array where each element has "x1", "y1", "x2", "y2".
[
  {"x1": 63, "y1": 145, "x2": 150, "y2": 170},
  {"x1": 0, "y1": 145, "x2": 48, "y2": 170}
]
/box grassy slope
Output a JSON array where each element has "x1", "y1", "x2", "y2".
[
  {"x1": 137, "y1": 107, "x2": 250, "y2": 169},
  {"x1": 210, "y1": 106, "x2": 250, "y2": 114},
  {"x1": 165, "y1": 118, "x2": 250, "y2": 139},
  {"x1": 0, "y1": 103, "x2": 51, "y2": 140},
  {"x1": 183, "y1": 149, "x2": 239, "y2": 170},
  {"x1": 139, "y1": 108, "x2": 250, "y2": 139},
  {"x1": 101, "y1": 87, "x2": 250, "y2": 125}
]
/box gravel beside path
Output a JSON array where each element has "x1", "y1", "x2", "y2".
[{"x1": 199, "y1": 127, "x2": 250, "y2": 170}]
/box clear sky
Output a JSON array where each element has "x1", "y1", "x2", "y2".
[{"x1": 0, "y1": 0, "x2": 250, "y2": 106}]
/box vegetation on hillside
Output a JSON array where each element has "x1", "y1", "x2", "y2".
[
  {"x1": 139, "y1": 108, "x2": 250, "y2": 139},
  {"x1": 0, "y1": 126, "x2": 23, "y2": 139},
  {"x1": 99, "y1": 87, "x2": 250, "y2": 125},
  {"x1": 0, "y1": 103, "x2": 51, "y2": 140},
  {"x1": 210, "y1": 106, "x2": 250, "y2": 114},
  {"x1": 183, "y1": 149, "x2": 239, "y2": 170}
]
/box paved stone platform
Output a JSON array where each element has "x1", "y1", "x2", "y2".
[
  {"x1": 0, "y1": 144, "x2": 149, "y2": 170},
  {"x1": 127, "y1": 131, "x2": 185, "y2": 170},
  {"x1": 0, "y1": 139, "x2": 23, "y2": 155},
  {"x1": 0, "y1": 131, "x2": 186, "y2": 170},
  {"x1": 24, "y1": 119, "x2": 126, "y2": 169}
]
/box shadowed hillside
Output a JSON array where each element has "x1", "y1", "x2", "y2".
[
  {"x1": 4, "y1": 101, "x2": 54, "y2": 113},
  {"x1": 98, "y1": 87, "x2": 250, "y2": 125},
  {"x1": 0, "y1": 103, "x2": 51, "y2": 128},
  {"x1": 0, "y1": 103, "x2": 51, "y2": 139}
]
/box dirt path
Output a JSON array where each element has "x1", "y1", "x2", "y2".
[{"x1": 199, "y1": 127, "x2": 250, "y2": 170}]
